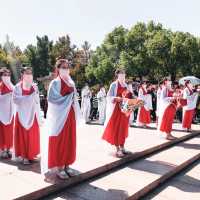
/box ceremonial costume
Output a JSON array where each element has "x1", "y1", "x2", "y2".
[
  {"x1": 136, "y1": 87, "x2": 152, "y2": 126},
  {"x1": 41, "y1": 76, "x2": 81, "y2": 174},
  {"x1": 182, "y1": 87, "x2": 198, "y2": 130},
  {"x1": 0, "y1": 82, "x2": 14, "y2": 153},
  {"x1": 102, "y1": 81, "x2": 131, "y2": 146},
  {"x1": 13, "y1": 82, "x2": 40, "y2": 161}
]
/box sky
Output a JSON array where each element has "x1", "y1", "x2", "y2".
[{"x1": 0, "y1": 0, "x2": 200, "y2": 50}]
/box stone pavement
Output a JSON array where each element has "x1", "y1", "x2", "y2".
[
  {"x1": 45, "y1": 134, "x2": 200, "y2": 200},
  {"x1": 143, "y1": 161, "x2": 200, "y2": 200},
  {"x1": 0, "y1": 123, "x2": 199, "y2": 200}
]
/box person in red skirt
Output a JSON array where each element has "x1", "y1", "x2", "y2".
[
  {"x1": 41, "y1": 59, "x2": 81, "y2": 179},
  {"x1": 102, "y1": 68, "x2": 132, "y2": 158},
  {"x1": 182, "y1": 80, "x2": 199, "y2": 131},
  {"x1": 0, "y1": 68, "x2": 14, "y2": 158},
  {"x1": 136, "y1": 81, "x2": 152, "y2": 127},
  {"x1": 157, "y1": 78, "x2": 177, "y2": 140},
  {"x1": 13, "y1": 67, "x2": 40, "y2": 165}
]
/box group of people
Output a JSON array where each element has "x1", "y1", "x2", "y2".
[
  {"x1": 0, "y1": 61, "x2": 199, "y2": 180},
  {"x1": 80, "y1": 84, "x2": 106, "y2": 124}
]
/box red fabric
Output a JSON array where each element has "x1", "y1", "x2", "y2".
[
  {"x1": 14, "y1": 114, "x2": 40, "y2": 160},
  {"x1": 160, "y1": 89, "x2": 176, "y2": 134},
  {"x1": 60, "y1": 77, "x2": 74, "y2": 96},
  {"x1": 102, "y1": 82, "x2": 129, "y2": 146},
  {"x1": 138, "y1": 87, "x2": 151, "y2": 124},
  {"x1": 48, "y1": 79, "x2": 76, "y2": 168},
  {"x1": 21, "y1": 84, "x2": 35, "y2": 95},
  {"x1": 182, "y1": 109, "x2": 195, "y2": 129},
  {"x1": 0, "y1": 82, "x2": 13, "y2": 150},
  {"x1": 48, "y1": 107, "x2": 76, "y2": 168},
  {"x1": 0, "y1": 118, "x2": 14, "y2": 150},
  {"x1": 138, "y1": 106, "x2": 151, "y2": 124},
  {"x1": 0, "y1": 82, "x2": 12, "y2": 94},
  {"x1": 160, "y1": 104, "x2": 176, "y2": 134}
]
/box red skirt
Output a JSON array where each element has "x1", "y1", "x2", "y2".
[
  {"x1": 0, "y1": 118, "x2": 14, "y2": 150},
  {"x1": 182, "y1": 109, "x2": 195, "y2": 129},
  {"x1": 102, "y1": 103, "x2": 129, "y2": 146},
  {"x1": 160, "y1": 105, "x2": 176, "y2": 134},
  {"x1": 14, "y1": 114, "x2": 40, "y2": 160},
  {"x1": 48, "y1": 107, "x2": 76, "y2": 168},
  {"x1": 138, "y1": 106, "x2": 151, "y2": 124}
]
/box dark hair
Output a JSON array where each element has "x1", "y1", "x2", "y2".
[
  {"x1": 139, "y1": 81, "x2": 147, "y2": 87},
  {"x1": 55, "y1": 58, "x2": 69, "y2": 69},
  {"x1": 21, "y1": 66, "x2": 32, "y2": 74},
  {"x1": 0, "y1": 68, "x2": 10, "y2": 80},
  {"x1": 185, "y1": 80, "x2": 191, "y2": 86},
  {"x1": 115, "y1": 68, "x2": 125, "y2": 79},
  {"x1": 115, "y1": 68, "x2": 125, "y2": 77},
  {"x1": 162, "y1": 78, "x2": 169, "y2": 85},
  {"x1": 127, "y1": 80, "x2": 133, "y2": 85}
]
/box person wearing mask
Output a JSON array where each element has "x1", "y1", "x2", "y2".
[
  {"x1": 158, "y1": 78, "x2": 177, "y2": 140},
  {"x1": 97, "y1": 85, "x2": 107, "y2": 124},
  {"x1": 136, "y1": 81, "x2": 151, "y2": 127},
  {"x1": 0, "y1": 68, "x2": 15, "y2": 158},
  {"x1": 81, "y1": 84, "x2": 92, "y2": 123},
  {"x1": 41, "y1": 59, "x2": 81, "y2": 179},
  {"x1": 182, "y1": 80, "x2": 199, "y2": 131},
  {"x1": 13, "y1": 67, "x2": 40, "y2": 165},
  {"x1": 102, "y1": 68, "x2": 131, "y2": 158}
]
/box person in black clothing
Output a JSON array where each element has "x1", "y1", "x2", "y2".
[
  {"x1": 40, "y1": 93, "x2": 48, "y2": 119},
  {"x1": 89, "y1": 90, "x2": 98, "y2": 121},
  {"x1": 147, "y1": 83, "x2": 157, "y2": 122}
]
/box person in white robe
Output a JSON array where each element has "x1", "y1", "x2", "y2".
[
  {"x1": 41, "y1": 59, "x2": 82, "y2": 180},
  {"x1": 182, "y1": 80, "x2": 199, "y2": 131},
  {"x1": 13, "y1": 67, "x2": 40, "y2": 165},
  {"x1": 97, "y1": 85, "x2": 107, "y2": 124},
  {"x1": 0, "y1": 68, "x2": 15, "y2": 158},
  {"x1": 81, "y1": 84, "x2": 92, "y2": 123}
]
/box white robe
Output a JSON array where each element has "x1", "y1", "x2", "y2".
[
  {"x1": 13, "y1": 83, "x2": 41, "y2": 130},
  {"x1": 0, "y1": 85, "x2": 15, "y2": 125},
  {"x1": 182, "y1": 87, "x2": 198, "y2": 111},
  {"x1": 97, "y1": 89, "x2": 107, "y2": 124},
  {"x1": 182, "y1": 87, "x2": 198, "y2": 127},
  {"x1": 156, "y1": 87, "x2": 162, "y2": 117},
  {"x1": 81, "y1": 88, "x2": 92, "y2": 122},
  {"x1": 41, "y1": 77, "x2": 82, "y2": 174}
]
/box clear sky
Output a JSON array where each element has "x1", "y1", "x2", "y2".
[{"x1": 0, "y1": 0, "x2": 200, "y2": 50}]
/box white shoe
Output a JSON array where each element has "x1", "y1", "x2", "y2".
[
  {"x1": 121, "y1": 148, "x2": 131, "y2": 155},
  {"x1": 57, "y1": 170, "x2": 70, "y2": 180},
  {"x1": 116, "y1": 150, "x2": 125, "y2": 158}
]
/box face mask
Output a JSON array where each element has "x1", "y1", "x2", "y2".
[
  {"x1": 166, "y1": 81, "x2": 172, "y2": 88},
  {"x1": 143, "y1": 84, "x2": 147, "y2": 89},
  {"x1": 59, "y1": 68, "x2": 70, "y2": 79},
  {"x1": 118, "y1": 74, "x2": 125, "y2": 82},
  {"x1": 23, "y1": 74, "x2": 33, "y2": 85},
  {"x1": 2, "y1": 76, "x2": 11, "y2": 85},
  {"x1": 188, "y1": 83, "x2": 193, "y2": 89},
  {"x1": 101, "y1": 88, "x2": 106, "y2": 93}
]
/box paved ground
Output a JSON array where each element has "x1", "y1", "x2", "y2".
[
  {"x1": 143, "y1": 160, "x2": 200, "y2": 200},
  {"x1": 0, "y1": 122, "x2": 199, "y2": 199},
  {"x1": 45, "y1": 134, "x2": 200, "y2": 200}
]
